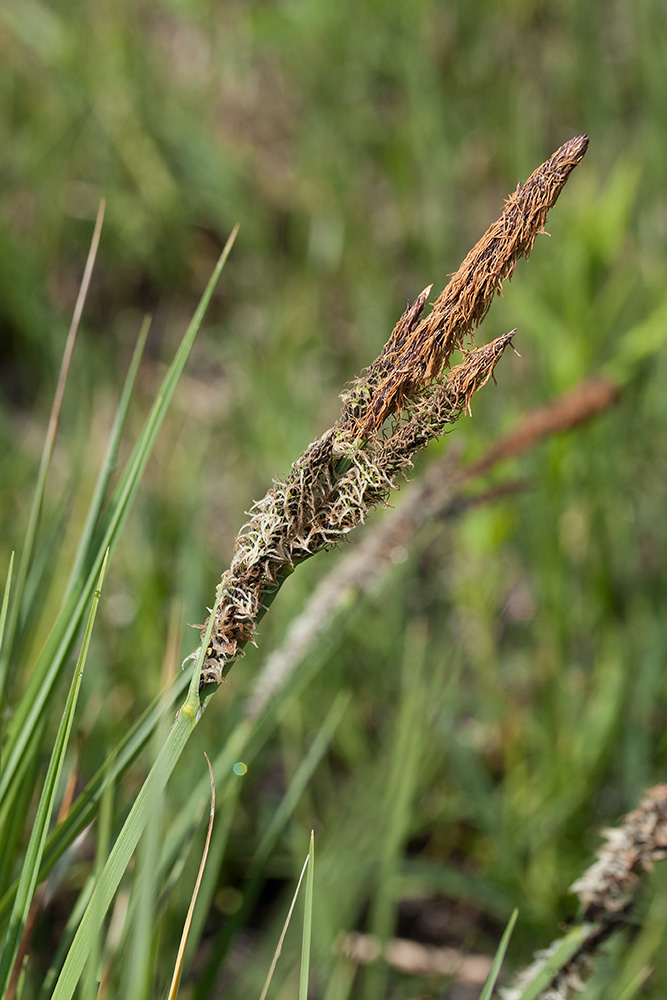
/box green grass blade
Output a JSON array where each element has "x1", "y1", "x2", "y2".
[
  {"x1": 65, "y1": 316, "x2": 150, "y2": 594},
  {"x1": 617, "y1": 966, "x2": 653, "y2": 1000},
  {"x1": 0, "y1": 202, "x2": 104, "y2": 711},
  {"x1": 478, "y1": 908, "x2": 519, "y2": 1000},
  {"x1": 299, "y1": 830, "x2": 315, "y2": 1000},
  {"x1": 49, "y1": 697, "x2": 194, "y2": 1000},
  {"x1": 48, "y1": 580, "x2": 224, "y2": 1000},
  {"x1": 38, "y1": 876, "x2": 95, "y2": 1000},
  {"x1": 0, "y1": 228, "x2": 237, "y2": 818},
  {"x1": 193, "y1": 693, "x2": 350, "y2": 998},
  {"x1": 81, "y1": 753, "x2": 116, "y2": 1000},
  {"x1": 0, "y1": 727, "x2": 44, "y2": 902},
  {"x1": 166, "y1": 754, "x2": 215, "y2": 1000},
  {"x1": 123, "y1": 694, "x2": 170, "y2": 1000},
  {"x1": 0, "y1": 671, "x2": 189, "y2": 929},
  {"x1": 0, "y1": 552, "x2": 14, "y2": 654},
  {"x1": 259, "y1": 847, "x2": 312, "y2": 1000},
  {"x1": 0, "y1": 551, "x2": 14, "y2": 704},
  {"x1": 0, "y1": 550, "x2": 108, "y2": 995},
  {"x1": 362, "y1": 621, "x2": 430, "y2": 1000},
  {"x1": 505, "y1": 922, "x2": 600, "y2": 1000}
]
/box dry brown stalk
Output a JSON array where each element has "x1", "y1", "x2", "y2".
[
  {"x1": 196, "y1": 137, "x2": 588, "y2": 689},
  {"x1": 466, "y1": 376, "x2": 619, "y2": 478},
  {"x1": 340, "y1": 931, "x2": 492, "y2": 985}
]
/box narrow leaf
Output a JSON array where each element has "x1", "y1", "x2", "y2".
[
  {"x1": 0, "y1": 226, "x2": 237, "y2": 826},
  {"x1": 258, "y1": 848, "x2": 311, "y2": 1000},
  {"x1": 166, "y1": 754, "x2": 216, "y2": 1000},
  {"x1": 478, "y1": 908, "x2": 518, "y2": 1000},
  {"x1": 299, "y1": 831, "x2": 315, "y2": 1000},
  {"x1": 0, "y1": 201, "x2": 104, "y2": 709},
  {"x1": 0, "y1": 551, "x2": 108, "y2": 995},
  {"x1": 48, "y1": 579, "x2": 225, "y2": 1000}
]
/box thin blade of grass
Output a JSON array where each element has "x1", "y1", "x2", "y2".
[
  {"x1": 0, "y1": 227, "x2": 237, "y2": 823},
  {"x1": 362, "y1": 620, "x2": 430, "y2": 1000},
  {"x1": 123, "y1": 698, "x2": 170, "y2": 1000},
  {"x1": 0, "y1": 671, "x2": 190, "y2": 928},
  {"x1": 257, "y1": 693, "x2": 347, "y2": 871},
  {"x1": 166, "y1": 661, "x2": 328, "y2": 965},
  {"x1": 193, "y1": 693, "x2": 349, "y2": 998},
  {"x1": 259, "y1": 847, "x2": 312, "y2": 1000},
  {"x1": 65, "y1": 315, "x2": 150, "y2": 594},
  {"x1": 0, "y1": 732, "x2": 44, "y2": 926},
  {"x1": 81, "y1": 752, "x2": 116, "y2": 1000},
  {"x1": 48, "y1": 579, "x2": 225, "y2": 1000},
  {"x1": 0, "y1": 550, "x2": 108, "y2": 995},
  {"x1": 0, "y1": 552, "x2": 14, "y2": 656},
  {"x1": 478, "y1": 908, "x2": 519, "y2": 1000},
  {"x1": 618, "y1": 966, "x2": 654, "y2": 1000},
  {"x1": 503, "y1": 921, "x2": 598, "y2": 1000},
  {"x1": 39, "y1": 875, "x2": 95, "y2": 1000},
  {"x1": 0, "y1": 201, "x2": 105, "y2": 710},
  {"x1": 166, "y1": 754, "x2": 215, "y2": 1000},
  {"x1": 298, "y1": 830, "x2": 315, "y2": 1000}
]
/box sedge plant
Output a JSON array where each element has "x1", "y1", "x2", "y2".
[{"x1": 2, "y1": 136, "x2": 592, "y2": 998}]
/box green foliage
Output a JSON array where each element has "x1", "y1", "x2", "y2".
[{"x1": 2, "y1": 0, "x2": 667, "y2": 997}]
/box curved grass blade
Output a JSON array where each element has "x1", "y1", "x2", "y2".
[
  {"x1": 504, "y1": 921, "x2": 599, "y2": 1000},
  {"x1": 259, "y1": 845, "x2": 312, "y2": 1000},
  {"x1": 0, "y1": 551, "x2": 108, "y2": 995},
  {"x1": 0, "y1": 552, "x2": 14, "y2": 657},
  {"x1": 65, "y1": 315, "x2": 150, "y2": 594},
  {"x1": 298, "y1": 830, "x2": 315, "y2": 1000},
  {"x1": 122, "y1": 700, "x2": 171, "y2": 1000},
  {"x1": 81, "y1": 751, "x2": 116, "y2": 1000},
  {"x1": 0, "y1": 202, "x2": 105, "y2": 710},
  {"x1": 478, "y1": 907, "x2": 518, "y2": 1000},
  {"x1": 0, "y1": 671, "x2": 189, "y2": 928},
  {"x1": 48, "y1": 579, "x2": 224, "y2": 1000},
  {"x1": 193, "y1": 693, "x2": 349, "y2": 998},
  {"x1": 0, "y1": 227, "x2": 238, "y2": 821},
  {"x1": 166, "y1": 754, "x2": 215, "y2": 1000}
]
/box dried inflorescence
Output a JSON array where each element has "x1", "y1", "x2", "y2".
[
  {"x1": 500, "y1": 785, "x2": 667, "y2": 1000},
  {"x1": 197, "y1": 136, "x2": 588, "y2": 689},
  {"x1": 341, "y1": 134, "x2": 589, "y2": 435},
  {"x1": 571, "y1": 783, "x2": 667, "y2": 918},
  {"x1": 245, "y1": 374, "x2": 618, "y2": 721},
  {"x1": 199, "y1": 332, "x2": 514, "y2": 687}
]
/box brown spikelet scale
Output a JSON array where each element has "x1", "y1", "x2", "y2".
[
  {"x1": 343, "y1": 134, "x2": 589, "y2": 435},
  {"x1": 195, "y1": 137, "x2": 588, "y2": 688}
]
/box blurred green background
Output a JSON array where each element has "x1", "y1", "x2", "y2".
[{"x1": 1, "y1": 0, "x2": 667, "y2": 997}]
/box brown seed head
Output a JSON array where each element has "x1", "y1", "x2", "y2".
[{"x1": 347, "y1": 135, "x2": 589, "y2": 435}]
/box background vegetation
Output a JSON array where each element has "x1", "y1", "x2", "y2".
[{"x1": 1, "y1": 0, "x2": 666, "y2": 997}]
